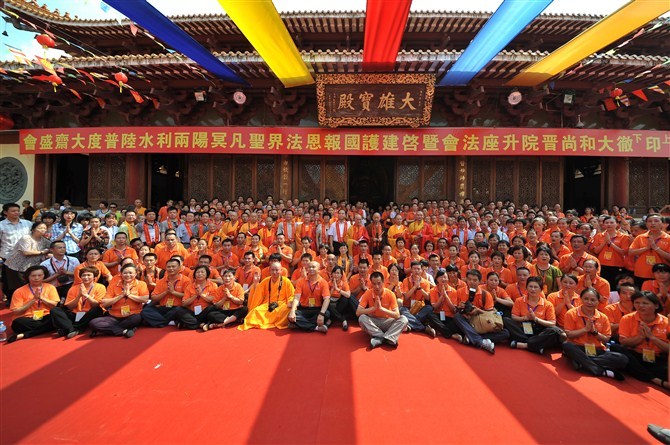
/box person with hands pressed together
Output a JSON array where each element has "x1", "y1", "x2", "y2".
[
  {"x1": 78, "y1": 216, "x2": 110, "y2": 257},
  {"x1": 356, "y1": 271, "x2": 408, "y2": 349},
  {"x1": 206, "y1": 269, "x2": 248, "y2": 329},
  {"x1": 559, "y1": 235, "x2": 599, "y2": 276},
  {"x1": 562, "y1": 287, "x2": 628, "y2": 380},
  {"x1": 547, "y1": 274, "x2": 580, "y2": 328},
  {"x1": 8, "y1": 265, "x2": 61, "y2": 343},
  {"x1": 505, "y1": 276, "x2": 564, "y2": 354},
  {"x1": 628, "y1": 214, "x2": 670, "y2": 288},
  {"x1": 288, "y1": 261, "x2": 331, "y2": 333},
  {"x1": 178, "y1": 265, "x2": 218, "y2": 330},
  {"x1": 50, "y1": 266, "x2": 105, "y2": 338},
  {"x1": 327, "y1": 265, "x2": 353, "y2": 330},
  {"x1": 591, "y1": 216, "x2": 630, "y2": 286},
  {"x1": 89, "y1": 264, "x2": 149, "y2": 338},
  {"x1": 51, "y1": 208, "x2": 84, "y2": 257},
  {"x1": 611, "y1": 291, "x2": 669, "y2": 390},
  {"x1": 482, "y1": 271, "x2": 514, "y2": 317},
  {"x1": 141, "y1": 258, "x2": 191, "y2": 328},
  {"x1": 399, "y1": 261, "x2": 435, "y2": 337},
  {"x1": 426, "y1": 269, "x2": 463, "y2": 342},
  {"x1": 576, "y1": 259, "x2": 610, "y2": 311}
]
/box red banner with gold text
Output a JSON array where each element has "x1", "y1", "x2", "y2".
[{"x1": 19, "y1": 126, "x2": 670, "y2": 157}]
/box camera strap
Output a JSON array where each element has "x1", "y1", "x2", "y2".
[{"x1": 268, "y1": 276, "x2": 283, "y2": 306}]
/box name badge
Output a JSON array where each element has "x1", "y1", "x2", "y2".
[
  {"x1": 645, "y1": 255, "x2": 656, "y2": 266},
  {"x1": 223, "y1": 301, "x2": 230, "y2": 310},
  {"x1": 584, "y1": 343, "x2": 597, "y2": 357},
  {"x1": 75, "y1": 311, "x2": 86, "y2": 322},
  {"x1": 166, "y1": 298, "x2": 174, "y2": 308},
  {"x1": 439, "y1": 311, "x2": 446, "y2": 321},
  {"x1": 243, "y1": 284, "x2": 249, "y2": 291},
  {"x1": 308, "y1": 298, "x2": 316, "y2": 307},
  {"x1": 603, "y1": 251, "x2": 612, "y2": 260},
  {"x1": 642, "y1": 348, "x2": 656, "y2": 363},
  {"x1": 522, "y1": 321, "x2": 534, "y2": 335},
  {"x1": 120, "y1": 305, "x2": 131, "y2": 316},
  {"x1": 194, "y1": 305, "x2": 202, "y2": 315},
  {"x1": 32, "y1": 309, "x2": 45, "y2": 320}
]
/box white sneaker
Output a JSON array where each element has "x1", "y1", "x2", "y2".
[
  {"x1": 315, "y1": 325, "x2": 328, "y2": 334},
  {"x1": 481, "y1": 339, "x2": 495, "y2": 354},
  {"x1": 168, "y1": 321, "x2": 176, "y2": 326}
]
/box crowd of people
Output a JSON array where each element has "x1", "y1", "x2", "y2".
[{"x1": 1, "y1": 196, "x2": 669, "y2": 390}]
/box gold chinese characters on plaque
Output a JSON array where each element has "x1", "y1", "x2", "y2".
[{"x1": 317, "y1": 73, "x2": 435, "y2": 128}]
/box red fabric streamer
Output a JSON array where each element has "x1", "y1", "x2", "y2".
[{"x1": 362, "y1": 0, "x2": 412, "y2": 72}]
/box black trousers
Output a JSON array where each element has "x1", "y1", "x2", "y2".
[
  {"x1": 54, "y1": 283, "x2": 73, "y2": 303},
  {"x1": 206, "y1": 306, "x2": 249, "y2": 324},
  {"x1": 562, "y1": 342, "x2": 628, "y2": 376},
  {"x1": 426, "y1": 312, "x2": 458, "y2": 338},
  {"x1": 171, "y1": 306, "x2": 212, "y2": 330},
  {"x1": 11, "y1": 315, "x2": 55, "y2": 338},
  {"x1": 89, "y1": 314, "x2": 142, "y2": 336},
  {"x1": 610, "y1": 344, "x2": 669, "y2": 383},
  {"x1": 290, "y1": 306, "x2": 329, "y2": 331},
  {"x1": 50, "y1": 306, "x2": 104, "y2": 334},
  {"x1": 328, "y1": 297, "x2": 356, "y2": 322},
  {"x1": 503, "y1": 318, "x2": 564, "y2": 353},
  {"x1": 141, "y1": 304, "x2": 182, "y2": 327},
  {"x1": 494, "y1": 302, "x2": 512, "y2": 318}
]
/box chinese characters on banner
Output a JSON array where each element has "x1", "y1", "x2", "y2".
[{"x1": 18, "y1": 126, "x2": 670, "y2": 157}]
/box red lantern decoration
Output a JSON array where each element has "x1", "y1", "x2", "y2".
[
  {"x1": 114, "y1": 71, "x2": 128, "y2": 93},
  {"x1": 36, "y1": 33, "x2": 55, "y2": 50},
  {"x1": 0, "y1": 114, "x2": 14, "y2": 130},
  {"x1": 611, "y1": 87, "x2": 623, "y2": 98},
  {"x1": 47, "y1": 74, "x2": 62, "y2": 92}
]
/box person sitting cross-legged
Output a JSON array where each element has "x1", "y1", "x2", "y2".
[
  {"x1": 50, "y1": 266, "x2": 105, "y2": 339},
  {"x1": 356, "y1": 271, "x2": 408, "y2": 349},
  {"x1": 288, "y1": 261, "x2": 331, "y2": 334}
]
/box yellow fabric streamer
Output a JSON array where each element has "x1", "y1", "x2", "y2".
[
  {"x1": 508, "y1": 0, "x2": 670, "y2": 87},
  {"x1": 217, "y1": 0, "x2": 313, "y2": 88}
]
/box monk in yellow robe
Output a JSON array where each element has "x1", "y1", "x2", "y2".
[
  {"x1": 241, "y1": 261, "x2": 295, "y2": 330},
  {"x1": 386, "y1": 214, "x2": 407, "y2": 250}
]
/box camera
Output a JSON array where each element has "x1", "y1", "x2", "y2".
[
  {"x1": 460, "y1": 300, "x2": 474, "y2": 314},
  {"x1": 268, "y1": 301, "x2": 278, "y2": 312}
]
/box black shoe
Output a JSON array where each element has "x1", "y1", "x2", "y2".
[
  {"x1": 66, "y1": 330, "x2": 80, "y2": 339},
  {"x1": 7, "y1": 334, "x2": 18, "y2": 344},
  {"x1": 383, "y1": 338, "x2": 398, "y2": 349},
  {"x1": 123, "y1": 328, "x2": 135, "y2": 338},
  {"x1": 89, "y1": 330, "x2": 98, "y2": 338}
]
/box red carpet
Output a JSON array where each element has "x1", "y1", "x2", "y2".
[{"x1": 1, "y1": 309, "x2": 667, "y2": 444}]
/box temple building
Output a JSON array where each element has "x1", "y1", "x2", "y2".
[{"x1": 1, "y1": 0, "x2": 668, "y2": 211}]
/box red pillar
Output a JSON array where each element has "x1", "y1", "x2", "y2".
[
  {"x1": 607, "y1": 157, "x2": 629, "y2": 207},
  {"x1": 125, "y1": 154, "x2": 146, "y2": 204}
]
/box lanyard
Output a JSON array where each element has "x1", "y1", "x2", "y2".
[
  {"x1": 307, "y1": 279, "x2": 320, "y2": 295},
  {"x1": 51, "y1": 256, "x2": 69, "y2": 273}
]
